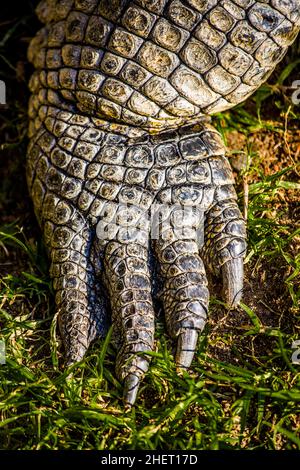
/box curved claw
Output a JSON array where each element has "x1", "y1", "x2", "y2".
[
  {"x1": 124, "y1": 373, "x2": 141, "y2": 407},
  {"x1": 122, "y1": 355, "x2": 150, "y2": 406},
  {"x1": 222, "y1": 258, "x2": 244, "y2": 308},
  {"x1": 176, "y1": 329, "x2": 198, "y2": 369}
]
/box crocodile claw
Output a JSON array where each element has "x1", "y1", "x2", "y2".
[
  {"x1": 124, "y1": 373, "x2": 142, "y2": 408},
  {"x1": 222, "y1": 258, "x2": 244, "y2": 308},
  {"x1": 176, "y1": 329, "x2": 199, "y2": 369}
]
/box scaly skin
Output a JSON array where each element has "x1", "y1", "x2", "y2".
[{"x1": 27, "y1": 0, "x2": 300, "y2": 405}]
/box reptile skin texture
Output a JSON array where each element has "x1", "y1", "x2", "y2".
[{"x1": 27, "y1": 0, "x2": 300, "y2": 405}]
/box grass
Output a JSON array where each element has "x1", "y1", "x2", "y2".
[{"x1": 0, "y1": 1, "x2": 300, "y2": 450}]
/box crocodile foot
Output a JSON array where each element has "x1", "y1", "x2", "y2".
[{"x1": 27, "y1": 111, "x2": 247, "y2": 405}]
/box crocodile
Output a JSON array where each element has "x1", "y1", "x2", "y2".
[{"x1": 27, "y1": 0, "x2": 300, "y2": 405}]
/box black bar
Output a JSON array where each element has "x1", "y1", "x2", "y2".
[{"x1": 0, "y1": 450, "x2": 299, "y2": 466}]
